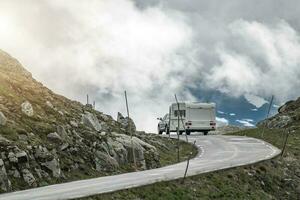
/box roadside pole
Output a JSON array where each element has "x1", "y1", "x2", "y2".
[
  {"x1": 175, "y1": 94, "x2": 188, "y2": 143},
  {"x1": 182, "y1": 140, "x2": 196, "y2": 184},
  {"x1": 175, "y1": 94, "x2": 180, "y2": 163},
  {"x1": 261, "y1": 95, "x2": 274, "y2": 138},
  {"x1": 281, "y1": 128, "x2": 290, "y2": 157},
  {"x1": 125, "y1": 91, "x2": 137, "y2": 169}
]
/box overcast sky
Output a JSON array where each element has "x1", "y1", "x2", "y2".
[{"x1": 0, "y1": 0, "x2": 299, "y2": 132}]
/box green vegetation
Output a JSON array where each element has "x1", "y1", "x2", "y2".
[{"x1": 79, "y1": 128, "x2": 300, "y2": 200}]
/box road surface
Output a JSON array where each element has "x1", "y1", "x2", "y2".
[{"x1": 0, "y1": 135, "x2": 280, "y2": 200}]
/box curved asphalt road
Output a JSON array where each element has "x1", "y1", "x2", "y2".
[{"x1": 0, "y1": 135, "x2": 280, "y2": 200}]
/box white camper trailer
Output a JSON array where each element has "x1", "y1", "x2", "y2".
[{"x1": 167, "y1": 102, "x2": 216, "y2": 135}]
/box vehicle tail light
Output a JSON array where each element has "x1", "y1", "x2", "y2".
[
  {"x1": 185, "y1": 121, "x2": 192, "y2": 126},
  {"x1": 210, "y1": 121, "x2": 216, "y2": 126}
]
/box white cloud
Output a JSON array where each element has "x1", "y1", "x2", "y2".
[
  {"x1": 236, "y1": 119, "x2": 255, "y2": 127},
  {"x1": 216, "y1": 117, "x2": 229, "y2": 127},
  {"x1": 244, "y1": 94, "x2": 268, "y2": 108},
  {"x1": 251, "y1": 108, "x2": 258, "y2": 111},
  {"x1": 0, "y1": 0, "x2": 198, "y2": 132},
  {"x1": 217, "y1": 110, "x2": 225, "y2": 114},
  {"x1": 1, "y1": 1, "x2": 300, "y2": 132},
  {"x1": 229, "y1": 113, "x2": 236, "y2": 116},
  {"x1": 243, "y1": 118, "x2": 254, "y2": 122},
  {"x1": 205, "y1": 20, "x2": 300, "y2": 103}
]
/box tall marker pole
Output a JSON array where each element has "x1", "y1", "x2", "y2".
[
  {"x1": 175, "y1": 94, "x2": 180, "y2": 162},
  {"x1": 261, "y1": 95, "x2": 274, "y2": 138},
  {"x1": 125, "y1": 91, "x2": 137, "y2": 169},
  {"x1": 175, "y1": 94, "x2": 188, "y2": 143}
]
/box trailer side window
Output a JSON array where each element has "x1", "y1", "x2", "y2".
[{"x1": 174, "y1": 110, "x2": 186, "y2": 117}]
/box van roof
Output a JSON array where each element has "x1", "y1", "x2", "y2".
[{"x1": 170, "y1": 102, "x2": 216, "y2": 108}]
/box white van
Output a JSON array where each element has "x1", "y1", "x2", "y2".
[{"x1": 167, "y1": 102, "x2": 216, "y2": 135}]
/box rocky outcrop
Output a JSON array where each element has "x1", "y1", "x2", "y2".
[
  {"x1": 0, "y1": 49, "x2": 163, "y2": 193},
  {"x1": 117, "y1": 112, "x2": 136, "y2": 133},
  {"x1": 258, "y1": 97, "x2": 300, "y2": 130},
  {"x1": 110, "y1": 133, "x2": 160, "y2": 169}
]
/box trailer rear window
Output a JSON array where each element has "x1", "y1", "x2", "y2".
[{"x1": 174, "y1": 110, "x2": 186, "y2": 118}]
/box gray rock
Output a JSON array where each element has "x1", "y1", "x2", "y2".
[
  {"x1": 21, "y1": 101, "x2": 34, "y2": 117},
  {"x1": 21, "y1": 169, "x2": 37, "y2": 187},
  {"x1": 35, "y1": 168, "x2": 49, "y2": 179},
  {"x1": 46, "y1": 101, "x2": 54, "y2": 109},
  {"x1": 16, "y1": 151, "x2": 28, "y2": 163},
  {"x1": 18, "y1": 134, "x2": 28, "y2": 141},
  {"x1": 94, "y1": 151, "x2": 119, "y2": 172},
  {"x1": 117, "y1": 112, "x2": 136, "y2": 133},
  {"x1": 278, "y1": 104, "x2": 287, "y2": 113},
  {"x1": 9, "y1": 169, "x2": 21, "y2": 178},
  {"x1": 0, "y1": 159, "x2": 11, "y2": 191},
  {"x1": 34, "y1": 146, "x2": 52, "y2": 160},
  {"x1": 100, "y1": 132, "x2": 106, "y2": 136},
  {"x1": 82, "y1": 112, "x2": 101, "y2": 131},
  {"x1": 106, "y1": 138, "x2": 127, "y2": 164},
  {"x1": 0, "y1": 135, "x2": 11, "y2": 146},
  {"x1": 8, "y1": 152, "x2": 17, "y2": 163},
  {"x1": 47, "y1": 132, "x2": 62, "y2": 143},
  {"x1": 41, "y1": 158, "x2": 61, "y2": 178},
  {"x1": 60, "y1": 143, "x2": 69, "y2": 151},
  {"x1": 114, "y1": 134, "x2": 146, "y2": 168},
  {"x1": 112, "y1": 133, "x2": 159, "y2": 169},
  {"x1": 57, "y1": 126, "x2": 69, "y2": 139},
  {"x1": 0, "y1": 111, "x2": 7, "y2": 126},
  {"x1": 70, "y1": 120, "x2": 78, "y2": 127}
]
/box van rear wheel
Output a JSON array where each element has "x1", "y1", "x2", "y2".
[
  {"x1": 203, "y1": 131, "x2": 208, "y2": 135},
  {"x1": 166, "y1": 128, "x2": 170, "y2": 135},
  {"x1": 186, "y1": 130, "x2": 191, "y2": 135}
]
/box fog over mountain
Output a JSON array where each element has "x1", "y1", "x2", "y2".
[{"x1": 0, "y1": 0, "x2": 300, "y2": 132}]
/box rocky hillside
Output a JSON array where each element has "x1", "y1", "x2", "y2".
[
  {"x1": 258, "y1": 97, "x2": 300, "y2": 130},
  {"x1": 0, "y1": 50, "x2": 173, "y2": 192}
]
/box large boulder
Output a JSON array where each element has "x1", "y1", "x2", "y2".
[
  {"x1": 117, "y1": 112, "x2": 136, "y2": 133},
  {"x1": 106, "y1": 138, "x2": 128, "y2": 165},
  {"x1": 94, "y1": 151, "x2": 119, "y2": 172},
  {"x1": 21, "y1": 101, "x2": 34, "y2": 117},
  {"x1": 112, "y1": 133, "x2": 159, "y2": 169},
  {"x1": 41, "y1": 158, "x2": 61, "y2": 178},
  {"x1": 82, "y1": 112, "x2": 102, "y2": 131},
  {"x1": 21, "y1": 169, "x2": 37, "y2": 187},
  {"x1": 0, "y1": 111, "x2": 7, "y2": 126}
]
